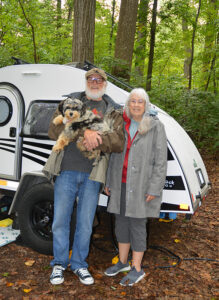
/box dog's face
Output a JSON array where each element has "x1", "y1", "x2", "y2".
[{"x1": 59, "y1": 98, "x2": 86, "y2": 121}]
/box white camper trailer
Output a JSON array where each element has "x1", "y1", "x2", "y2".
[{"x1": 0, "y1": 63, "x2": 210, "y2": 254}]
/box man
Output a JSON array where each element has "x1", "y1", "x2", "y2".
[{"x1": 48, "y1": 68, "x2": 124, "y2": 285}]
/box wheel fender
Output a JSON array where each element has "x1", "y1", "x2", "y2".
[{"x1": 9, "y1": 172, "x2": 51, "y2": 214}]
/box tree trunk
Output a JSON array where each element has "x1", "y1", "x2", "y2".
[
  {"x1": 57, "y1": 0, "x2": 62, "y2": 29},
  {"x1": 202, "y1": 0, "x2": 217, "y2": 90},
  {"x1": 72, "y1": 0, "x2": 96, "y2": 63},
  {"x1": 146, "y1": 0, "x2": 158, "y2": 91},
  {"x1": 205, "y1": 31, "x2": 218, "y2": 92},
  {"x1": 0, "y1": 28, "x2": 5, "y2": 45},
  {"x1": 188, "y1": 0, "x2": 201, "y2": 90},
  {"x1": 134, "y1": 0, "x2": 149, "y2": 76},
  {"x1": 67, "y1": 0, "x2": 74, "y2": 22},
  {"x1": 109, "y1": 0, "x2": 116, "y2": 55},
  {"x1": 112, "y1": 0, "x2": 139, "y2": 80},
  {"x1": 182, "y1": 18, "x2": 192, "y2": 79}
]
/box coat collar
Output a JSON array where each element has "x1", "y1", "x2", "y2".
[{"x1": 123, "y1": 111, "x2": 157, "y2": 135}]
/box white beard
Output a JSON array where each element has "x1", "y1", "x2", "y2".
[{"x1": 85, "y1": 85, "x2": 106, "y2": 100}]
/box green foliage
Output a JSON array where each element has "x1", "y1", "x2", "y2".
[
  {"x1": 95, "y1": 1, "x2": 113, "y2": 62},
  {"x1": 94, "y1": 1, "x2": 120, "y2": 69},
  {"x1": 0, "y1": 0, "x2": 72, "y2": 65},
  {"x1": 149, "y1": 81, "x2": 219, "y2": 153}
]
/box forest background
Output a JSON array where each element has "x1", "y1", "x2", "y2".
[{"x1": 0, "y1": 0, "x2": 218, "y2": 155}]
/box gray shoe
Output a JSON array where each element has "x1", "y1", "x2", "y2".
[
  {"x1": 104, "y1": 261, "x2": 131, "y2": 277},
  {"x1": 120, "y1": 266, "x2": 145, "y2": 286},
  {"x1": 50, "y1": 265, "x2": 65, "y2": 285},
  {"x1": 73, "y1": 268, "x2": 94, "y2": 285}
]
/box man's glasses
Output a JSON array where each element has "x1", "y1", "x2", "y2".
[
  {"x1": 130, "y1": 99, "x2": 145, "y2": 105},
  {"x1": 87, "y1": 77, "x2": 104, "y2": 84}
]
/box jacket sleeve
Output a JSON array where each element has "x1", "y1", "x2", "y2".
[
  {"x1": 147, "y1": 122, "x2": 167, "y2": 196},
  {"x1": 98, "y1": 110, "x2": 125, "y2": 153},
  {"x1": 48, "y1": 104, "x2": 65, "y2": 141},
  {"x1": 105, "y1": 153, "x2": 113, "y2": 187}
]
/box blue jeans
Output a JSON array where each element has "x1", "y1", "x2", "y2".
[{"x1": 50, "y1": 170, "x2": 101, "y2": 270}]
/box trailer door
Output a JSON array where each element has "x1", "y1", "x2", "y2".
[{"x1": 0, "y1": 84, "x2": 24, "y2": 180}]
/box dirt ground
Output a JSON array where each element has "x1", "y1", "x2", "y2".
[{"x1": 0, "y1": 153, "x2": 218, "y2": 300}]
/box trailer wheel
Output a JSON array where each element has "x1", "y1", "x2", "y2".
[
  {"x1": 18, "y1": 183, "x2": 54, "y2": 255},
  {"x1": 18, "y1": 183, "x2": 76, "y2": 255}
]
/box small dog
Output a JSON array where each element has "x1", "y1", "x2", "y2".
[{"x1": 52, "y1": 98, "x2": 113, "y2": 162}]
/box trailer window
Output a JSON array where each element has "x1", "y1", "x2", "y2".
[
  {"x1": 22, "y1": 100, "x2": 59, "y2": 138},
  {"x1": 0, "y1": 96, "x2": 13, "y2": 126}
]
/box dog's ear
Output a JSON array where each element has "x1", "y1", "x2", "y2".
[
  {"x1": 81, "y1": 103, "x2": 86, "y2": 116},
  {"x1": 58, "y1": 101, "x2": 64, "y2": 116}
]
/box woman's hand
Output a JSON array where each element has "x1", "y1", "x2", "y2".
[
  {"x1": 104, "y1": 187, "x2": 111, "y2": 196},
  {"x1": 145, "y1": 194, "x2": 155, "y2": 202}
]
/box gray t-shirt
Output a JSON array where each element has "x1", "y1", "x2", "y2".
[{"x1": 61, "y1": 95, "x2": 107, "y2": 173}]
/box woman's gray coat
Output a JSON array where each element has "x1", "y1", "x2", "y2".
[{"x1": 106, "y1": 115, "x2": 167, "y2": 218}]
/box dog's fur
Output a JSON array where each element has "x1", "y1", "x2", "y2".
[{"x1": 52, "y1": 98, "x2": 113, "y2": 162}]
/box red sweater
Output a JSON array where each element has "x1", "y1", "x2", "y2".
[{"x1": 122, "y1": 112, "x2": 138, "y2": 183}]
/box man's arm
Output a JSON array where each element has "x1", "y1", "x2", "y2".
[
  {"x1": 83, "y1": 110, "x2": 124, "y2": 153},
  {"x1": 99, "y1": 111, "x2": 124, "y2": 153}
]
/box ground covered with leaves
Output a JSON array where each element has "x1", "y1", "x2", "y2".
[{"x1": 0, "y1": 154, "x2": 218, "y2": 300}]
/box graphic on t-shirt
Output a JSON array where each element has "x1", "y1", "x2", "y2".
[{"x1": 92, "y1": 108, "x2": 104, "y2": 119}]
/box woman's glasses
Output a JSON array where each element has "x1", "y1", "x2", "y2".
[{"x1": 129, "y1": 99, "x2": 145, "y2": 105}]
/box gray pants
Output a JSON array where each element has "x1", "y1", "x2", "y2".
[{"x1": 115, "y1": 183, "x2": 147, "y2": 252}]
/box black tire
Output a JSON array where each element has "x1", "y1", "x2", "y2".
[
  {"x1": 18, "y1": 183, "x2": 54, "y2": 255},
  {"x1": 18, "y1": 183, "x2": 77, "y2": 255}
]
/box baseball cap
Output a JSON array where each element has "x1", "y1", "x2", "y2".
[{"x1": 85, "y1": 68, "x2": 107, "y2": 81}]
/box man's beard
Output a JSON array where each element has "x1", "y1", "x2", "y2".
[{"x1": 85, "y1": 85, "x2": 106, "y2": 100}]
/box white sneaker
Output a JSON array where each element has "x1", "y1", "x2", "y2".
[
  {"x1": 74, "y1": 268, "x2": 94, "y2": 285},
  {"x1": 50, "y1": 265, "x2": 65, "y2": 285}
]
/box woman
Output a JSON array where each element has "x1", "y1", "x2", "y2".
[{"x1": 104, "y1": 88, "x2": 167, "y2": 286}]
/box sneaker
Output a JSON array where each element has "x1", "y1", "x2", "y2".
[
  {"x1": 74, "y1": 268, "x2": 94, "y2": 285},
  {"x1": 104, "y1": 261, "x2": 131, "y2": 277},
  {"x1": 50, "y1": 265, "x2": 65, "y2": 285},
  {"x1": 120, "y1": 266, "x2": 145, "y2": 286}
]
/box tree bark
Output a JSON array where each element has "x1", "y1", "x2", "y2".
[
  {"x1": 146, "y1": 0, "x2": 158, "y2": 91},
  {"x1": 72, "y1": 0, "x2": 96, "y2": 63},
  {"x1": 112, "y1": 0, "x2": 139, "y2": 80},
  {"x1": 182, "y1": 18, "x2": 192, "y2": 79},
  {"x1": 202, "y1": 0, "x2": 217, "y2": 90},
  {"x1": 205, "y1": 31, "x2": 218, "y2": 92},
  {"x1": 67, "y1": 0, "x2": 74, "y2": 22},
  {"x1": 188, "y1": 0, "x2": 201, "y2": 90},
  {"x1": 109, "y1": 0, "x2": 116, "y2": 55},
  {"x1": 134, "y1": 0, "x2": 149, "y2": 76},
  {"x1": 57, "y1": 0, "x2": 62, "y2": 29}
]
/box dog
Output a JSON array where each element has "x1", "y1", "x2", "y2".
[{"x1": 52, "y1": 98, "x2": 113, "y2": 162}]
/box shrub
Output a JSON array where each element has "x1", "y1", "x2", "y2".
[{"x1": 149, "y1": 85, "x2": 219, "y2": 154}]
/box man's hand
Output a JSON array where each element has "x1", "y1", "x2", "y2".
[
  {"x1": 83, "y1": 129, "x2": 102, "y2": 151},
  {"x1": 145, "y1": 194, "x2": 156, "y2": 202}
]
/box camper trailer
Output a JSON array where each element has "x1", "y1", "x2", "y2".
[{"x1": 0, "y1": 63, "x2": 210, "y2": 254}]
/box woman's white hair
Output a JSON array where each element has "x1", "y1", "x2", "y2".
[
  {"x1": 125, "y1": 88, "x2": 150, "y2": 118},
  {"x1": 125, "y1": 88, "x2": 151, "y2": 134}
]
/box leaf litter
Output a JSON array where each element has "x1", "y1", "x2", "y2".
[{"x1": 0, "y1": 154, "x2": 218, "y2": 299}]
